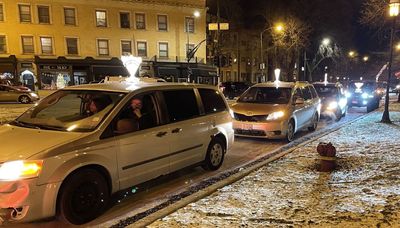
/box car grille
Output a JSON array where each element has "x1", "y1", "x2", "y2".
[
  {"x1": 235, "y1": 129, "x2": 266, "y2": 136},
  {"x1": 234, "y1": 113, "x2": 268, "y2": 122}
]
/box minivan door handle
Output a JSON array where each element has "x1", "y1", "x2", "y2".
[
  {"x1": 171, "y1": 128, "x2": 182, "y2": 133},
  {"x1": 156, "y1": 131, "x2": 168, "y2": 137}
]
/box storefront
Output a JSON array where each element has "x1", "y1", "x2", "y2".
[
  {"x1": 35, "y1": 56, "x2": 128, "y2": 88},
  {"x1": 0, "y1": 55, "x2": 17, "y2": 81}
]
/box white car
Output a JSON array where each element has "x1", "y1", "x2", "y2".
[{"x1": 0, "y1": 82, "x2": 234, "y2": 224}]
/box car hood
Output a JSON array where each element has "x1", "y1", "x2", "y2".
[
  {"x1": 0, "y1": 124, "x2": 84, "y2": 161},
  {"x1": 230, "y1": 102, "x2": 289, "y2": 115}
]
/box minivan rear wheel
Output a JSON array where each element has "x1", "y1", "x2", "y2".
[
  {"x1": 202, "y1": 137, "x2": 225, "y2": 171},
  {"x1": 308, "y1": 113, "x2": 318, "y2": 131},
  {"x1": 57, "y1": 169, "x2": 109, "y2": 225}
]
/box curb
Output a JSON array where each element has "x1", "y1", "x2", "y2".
[{"x1": 110, "y1": 111, "x2": 374, "y2": 228}]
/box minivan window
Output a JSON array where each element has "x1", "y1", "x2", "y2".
[
  {"x1": 163, "y1": 89, "x2": 199, "y2": 122},
  {"x1": 301, "y1": 86, "x2": 313, "y2": 100},
  {"x1": 238, "y1": 87, "x2": 291, "y2": 104},
  {"x1": 198, "y1": 88, "x2": 227, "y2": 114},
  {"x1": 14, "y1": 90, "x2": 125, "y2": 132}
]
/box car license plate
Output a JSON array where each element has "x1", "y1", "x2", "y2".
[
  {"x1": 241, "y1": 124, "x2": 253, "y2": 130},
  {"x1": 352, "y1": 101, "x2": 358, "y2": 104}
]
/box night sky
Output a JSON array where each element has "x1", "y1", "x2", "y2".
[{"x1": 208, "y1": 0, "x2": 385, "y2": 54}]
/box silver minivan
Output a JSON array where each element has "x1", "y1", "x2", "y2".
[{"x1": 0, "y1": 82, "x2": 234, "y2": 224}]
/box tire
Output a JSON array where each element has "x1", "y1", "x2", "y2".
[
  {"x1": 18, "y1": 95, "x2": 31, "y2": 104},
  {"x1": 202, "y1": 137, "x2": 225, "y2": 171},
  {"x1": 286, "y1": 120, "x2": 295, "y2": 142},
  {"x1": 308, "y1": 113, "x2": 318, "y2": 131},
  {"x1": 335, "y1": 108, "x2": 342, "y2": 121},
  {"x1": 57, "y1": 169, "x2": 109, "y2": 225}
]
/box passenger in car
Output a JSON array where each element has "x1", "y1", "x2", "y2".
[{"x1": 87, "y1": 96, "x2": 112, "y2": 115}]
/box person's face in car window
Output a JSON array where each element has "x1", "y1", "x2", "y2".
[{"x1": 131, "y1": 98, "x2": 142, "y2": 111}]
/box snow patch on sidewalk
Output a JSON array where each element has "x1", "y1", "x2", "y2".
[{"x1": 149, "y1": 110, "x2": 400, "y2": 227}]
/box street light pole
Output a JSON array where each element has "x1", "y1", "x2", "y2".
[
  {"x1": 186, "y1": 11, "x2": 200, "y2": 83},
  {"x1": 382, "y1": 0, "x2": 399, "y2": 123},
  {"x1": 260, "y1": 24, "x2": 284, "y2": 83}
]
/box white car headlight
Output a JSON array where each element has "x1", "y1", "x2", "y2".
[
  {"x1": 0, "y1": 160, "x2": 43, "y2": 181},
  {"x1": 30, "y1": 92, "x2": 38, "y2": 97},
  {"x1": 266, "y1": 111, "x2": 285, "y2": 121},
  {"x1": 327, "y1": 101, "x2": 338, "y2": 110},
  {"x1": 345, "y1": 92, "x2": 352, "y2": 98}
]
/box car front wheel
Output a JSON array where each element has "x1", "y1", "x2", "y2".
[
  {"x1": 286, "y1": 120, "x2": 295, "y2": 142},
  {"x1": 202, "y1": 137, "x2": 225, "y2": 171},
  {"x1": 57, "y1": 169, "x2": 109, "y2": 225}
]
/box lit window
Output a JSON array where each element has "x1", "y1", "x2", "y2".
[
  {"x1": 137, "y1": 41, "x2": 147, "y2": 57},
  {"x1": 40, "y1": 37, "x2": 53, "y2": 54},
  {"x1": 121, "y1": 40, "x2": 132, "y2": 55},
  {"x1": 64, "y1": 8, "x2": 76, "y2": 25},
  {"x1": 186, "y1": 43, "x2": 195, "y2": 58},
  {"x1": 120, "y1": 12, "x2": 130, "y2": 28},
  {"x1": 135, "y1": 13, "x2": 145, "y2": 29},
  {"x1": 0, "y1": 36, "x2": 6, "y2": 53},
  {"x1": 157, "y1": 15, "x2": 167, "y2": 31},
  {"x1": 21, "y1": 36, "x2": 34, "y2": 54},
  {"x1": 97, "y1": 39, "x2": 109, "y2": 56},
  {"x1": 19, "y1": 4, "x2": 31, "y2": 23},
  {"x1": 66, "y1": 38, "x2": 78, "y2": 55},
  {"x1": 0, "y1": 4, "x2": 4, "y2": 22},
  {"x1": 159, "y1": 42, "x2": 168, "y2": 58},
  {"x1": 38, "y1": 6, "x2": 50, "y2": 24},
  {"x1": 185, "y1": 17, "x2": 195, "y2": 33},
  {"x1": 96, "y1": 10, "x2": 107, "y2": 27}
]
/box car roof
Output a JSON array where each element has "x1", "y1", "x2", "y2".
[
  {"x1": 313, "y1": 82, "x2": 341, "y2": 87},
  {"x1": 62, "y1": 81, "x2": 218, "y2": 93},
  {"x1": 252, "y1": 81, "x2": 310, "y2": 89}
]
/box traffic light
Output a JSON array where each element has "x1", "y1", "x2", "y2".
[
  {"x1": 228, "y1": 56, "x2": 233, "y2": 66},
  {"x1": 220, "y1": 55, "x2": 227, "y2": 67},
  {"x1": 213, "y1": 55, "x2": 220, "y2": 67}
]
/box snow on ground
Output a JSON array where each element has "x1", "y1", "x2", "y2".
[{"x1": 149, "y1": 104, "x2": 400, "y2": 227}]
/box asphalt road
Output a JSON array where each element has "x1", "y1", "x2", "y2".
[{"x1": 0, "y1": 102, "x2": 369, "y2": 228}]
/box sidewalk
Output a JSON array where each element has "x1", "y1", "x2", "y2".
[{"x1": 148, "y1": 103, "x2": 400, "y2": 227}]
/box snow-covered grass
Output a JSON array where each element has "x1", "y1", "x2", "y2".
[{"x1": 149, "y1": 106, "x2": 400, "y2": 227}]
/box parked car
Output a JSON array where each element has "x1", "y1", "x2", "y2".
[
  {"x1": 0, "y1": 82, "x2": 234, "y2": 224},
  {"x1": 230, "y1": 81, "x2": 321, "y2": 142},
  {"x1": 0, "y1": 84, "x2": 39, "y2": 103},
  {"x1": 219, "y1": 81, "x2": 252, "y2": 99},
  {"x1": 313, "y1": 82, "x2": 348, "y2": 120},
  {"x1": 0, "y1": 79, "x2": 31, "y2": 91},
  {"x1": 346, "y1": 80, "x2": 381, "y2": 112}
]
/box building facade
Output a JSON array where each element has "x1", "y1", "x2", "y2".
[{"x1": 0, "y1": 0, "x2": 206, "y2": 90}]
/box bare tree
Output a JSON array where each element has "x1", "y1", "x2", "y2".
[{"x1": 307, "y1": 41, "x2": 341, "y2": 82}]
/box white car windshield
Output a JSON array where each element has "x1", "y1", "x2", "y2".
[
  {"x1": 13, "y1": 90, "x2": 126, "y2": 132},
  {"x1": 238, "y1": 87, "x2": 291, "y2": 104}
]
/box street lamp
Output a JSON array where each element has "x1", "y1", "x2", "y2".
[
  {"x1": 322, "y1": 38, "x2": 331, "y2": 46},
  {"x1": 382, "y1": 0, "x2": 399, "y2": 123},
  {"x1": 186, "y1": 11, "x2": 200, "y2": 82},
  {"x1": 363, "y1": 56, "x2": 369, "y2": 62},
  {"x1": 348, "y1": 51, "x2": 356, "y2": 58},
  {"x1": 260, "y1": 23, "x2": 284, "y2": 82}
]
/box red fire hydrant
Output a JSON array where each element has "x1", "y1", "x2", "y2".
[{"x1": 316, "y1": 142, "x2": 337, "y2": 172}]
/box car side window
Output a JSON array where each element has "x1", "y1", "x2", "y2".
[
  {"x1": 114, "y1": 93, "x2": 159, "y2": 135},
  {"x1": 162, "y1": 89, "x2": 200, "y2": 122},
  {"x1": 309, "y1": 86, "x2": 318, "y2": 98},
  {"x1": 198, "y1": 88, "x2": 227, "y2": 114},
  {"x1": 292, "y1": 88, "x2": 303, "y2": 103},
  {"x1": 301, "y1": 87, "x2": 313, "y2": 101}
]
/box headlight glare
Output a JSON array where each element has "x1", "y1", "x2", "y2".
[
  {"x1": 327, "y1": 101, "x2": 338, "y2": 110},
  {"x1": 30, "y1": 92, "x2": 38, "y2": 97},
  {"x1": 0, "y1": 160, "x2": 43, "y2": 181},
  {"x1": 266, "y1": 111, "x2": 285, "y2": 121}
]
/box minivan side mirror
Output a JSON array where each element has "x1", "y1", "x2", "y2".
[{"x1": 295, "y1": 97, "x2": 305, "y2": 105}]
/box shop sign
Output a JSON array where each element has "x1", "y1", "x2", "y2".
[{"x1": 40, "y1": 65, "x2": 71, "y2": 71}]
